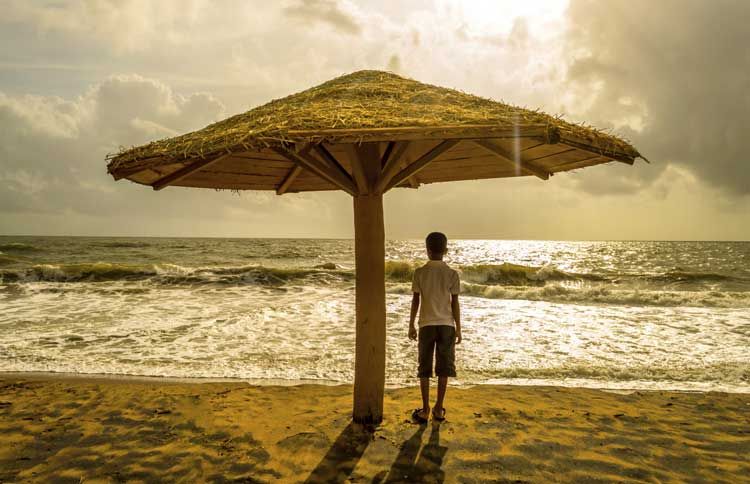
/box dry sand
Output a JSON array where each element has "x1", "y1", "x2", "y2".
[{"x1": 0, "y1": 375, "x2": 748, "y2": 483}]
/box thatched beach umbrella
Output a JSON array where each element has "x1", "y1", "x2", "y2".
[{"x1": 107, "y1": 70, "x2": 644, "y2": 424}]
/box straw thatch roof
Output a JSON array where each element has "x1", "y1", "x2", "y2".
[{"x1": 106, "y1": 70, "x2": 644, "y2": 194}]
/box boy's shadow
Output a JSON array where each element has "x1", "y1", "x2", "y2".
[{"x1": 377, "y1": 421, "x2": 447, "y2": 483}]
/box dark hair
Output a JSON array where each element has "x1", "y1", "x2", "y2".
[{"x1": 425, "y1": 232, "x2": 448, "y2": 254}]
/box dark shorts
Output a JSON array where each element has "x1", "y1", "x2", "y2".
[{"x1": 418, "y1": 325, "x2": 457, "y2": 378}]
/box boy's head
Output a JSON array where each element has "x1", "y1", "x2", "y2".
[{"x1": 425, "y1": 232, "x2": 448, "y2": 260}]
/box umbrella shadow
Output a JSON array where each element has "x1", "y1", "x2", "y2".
[
  {"x1": 304, "y1": 421, "x2": 372, "y2": 483},
  {"x1": 378, "y1": 421, "x2": 447, "y2": 483}
]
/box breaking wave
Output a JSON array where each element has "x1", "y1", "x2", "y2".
[
  {"x1": 1, "y1": 259, "x2": 748, "y2": 307},
  {"x1": 389, "y1": 281, "x2": 750, "y2": 308},
  {"x1": 0, "y1": 262, "x2": 354, "y2": 286}
]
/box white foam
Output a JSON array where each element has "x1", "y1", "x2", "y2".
[{"x1": 1, "y1": 282, "x2": 748, "y2": 393}]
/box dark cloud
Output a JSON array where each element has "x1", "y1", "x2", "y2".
[
  {"x1": 566, "y1": 0, "x2": 750, "y2": 195},
  {"x1": 283, "y1": 0, "x2": 361, "y2": 35}
]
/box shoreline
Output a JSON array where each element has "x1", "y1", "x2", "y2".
[
  {"x1": 2, "y1": 371, "x2": 748, "y2": 395},
  {"x1": 2, "y1": 374, "x2": 748, "y2": 482}
]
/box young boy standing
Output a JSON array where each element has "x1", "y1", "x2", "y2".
[{"x1": 408, "y1": 232, "x2": 462, "y2": 423}]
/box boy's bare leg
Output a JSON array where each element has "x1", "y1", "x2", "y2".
[
  {"x1": 434, "y1": 376, "x2": 448, "y2": 415},
  {"x1": 419, "y1": 377, "x2": 430, "y2": 416}
]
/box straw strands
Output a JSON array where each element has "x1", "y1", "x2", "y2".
[{"x1": 106, "y1": 70, "x2": 642, "y2": 175}]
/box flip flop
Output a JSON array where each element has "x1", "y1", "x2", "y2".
[
  {"x1": 411, "y1": 408, "x2": 428, "y2": 423},
  {"x1": 432, "y1": 407, "x2": 446, "y2": 421}
]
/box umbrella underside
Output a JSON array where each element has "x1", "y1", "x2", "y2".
[{"x1": 116, "y1": 126, "x2": 635, "y2": 195}]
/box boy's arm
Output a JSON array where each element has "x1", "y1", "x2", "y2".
[
  {"x1": 451, "y1": 294, "x2": 462, "y2": 344},
  {"x1": 408, "y1": 293, "x2": 420, "y2": 340}
]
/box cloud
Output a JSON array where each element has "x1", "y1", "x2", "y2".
[
  {"x1": 0, "y1": 75, "x2": 225, "y2": 217},
  {"x1": 2, "y1": 0, "x2": 213, "y2": 53},
  {"x1": 283, "y1": 0, "x2": 361, "y2": 35},
  {"x1": 1, "y1": 1, "x2": 748, "y2": 239},
  {"x1": 564, "y1": 0, "x2": 750, "y2": 195}
]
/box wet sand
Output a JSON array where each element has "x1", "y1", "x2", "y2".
[{"x1": 1, "y1": 375, "x2": 748, "y2": 483}]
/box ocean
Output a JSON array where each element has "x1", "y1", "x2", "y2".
[{"x1": 1, "y1": 236, "x2": 748, "y2": 392}]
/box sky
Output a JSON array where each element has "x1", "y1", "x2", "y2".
[{"x1": 1, "y1": 0, "x2": 748, "y2": 240}]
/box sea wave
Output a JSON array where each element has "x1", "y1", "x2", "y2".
[
  {"x1": 0, "y1": 243, "x2": 42, "y2": 252},
  {"x1": 1, "y1": 259, "x2": 749, "y2": 293},
  {"x1": 0, "y1": 255, "x2": 22, "y2": 266},
  {"x1": 389, "y1": 282, "x2": 750, "y2": 308},
  {"x1": 91, "y1": 241, "x2": 152, "y2": 249},
  {"x1": 644, "y1": 270, "x2": 746, "y2": 284},
  {"x1": 384, "y1": 261, "x2": 599, "y2": 285},
  {"x1": 0, "y1": 262, "x2": 354, "y2": 286}
]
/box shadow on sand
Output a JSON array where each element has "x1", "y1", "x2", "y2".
[
  {"x1": 305, "y1": 420, "x2": 447, "y2": 483},
  {"x1": 378, "y1": 421, "x2": 447, "y2": 483},
  {"x1": 304, "y1": 421, "x2": 373, "y2": 483}
]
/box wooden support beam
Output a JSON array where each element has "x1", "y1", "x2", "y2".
[
  {"x1": 273, "y1": 145, "x2": 357, "y2": 196},
  {"x1": 312, "y1": 144, "x2": 354, "y2": 185},
  {"x1": 344, "y1": 144, "x2": 370, "y2": 195},
  {"x1": 373, "y1": 141, "x2": 410, "y2": 194},
  {"x1": 151, "y1": 153, "x2": 231, "y2": 191},
  {"x1": 473, "y1": 139, "x2": 550, "y2": 180},
  {"x1": 380, "y1": 141, "x2": 395, "y2": 169},
  {"x1": 276, "y1": 165, "x2": 303, "y2": 195},
  {"x1": 558, "y1": 135, "x2": 640, "y2": 163},
  {"x1": 352, "y1": 146, "x2": 385, "y2": 424},
  {"x1": 383, "y1": 139, "x2": 459, "y2": 192}
]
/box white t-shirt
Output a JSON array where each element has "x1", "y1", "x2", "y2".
[{"x1": 411, "y1": 260, "x2": 460, "y2": 327}]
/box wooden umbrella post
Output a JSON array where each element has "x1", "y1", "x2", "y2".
[
  {"x1": 352, "y1": 192, "x2": 386, "y2": 423},
  {"x1": 350, "y1": 143, "x2": 386, "y2": 424}
]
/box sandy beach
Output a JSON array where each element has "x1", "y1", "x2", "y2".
[{"x1": 0, "y1": 375, "x2": 748, "y2": 483}]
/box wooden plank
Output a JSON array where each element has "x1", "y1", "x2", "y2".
[
  {"x1": 113, "y1": 147, "x2": 291, "y2": 181},
  {"x1": 151, "y1": 153, "x2": 232, "y2": 191},
  {"x1": 112, "y1": 163, "x2": 152, "y2": 180},
  {"x1": 178, "y1": 172, "x2": 282, "y2": 185},
  {"x1": 289, "y1": 179, "x2": 339, "y2": 190},
  {"x1": 551, "y1": 156, "x2": 611, "y2": 172},
  {"x1": 282, "y1": 124, "x2": 551, "y2": 144},
  {"x1": 426, "y1": 154, "x2": 510, "y2": 167},
  {"x1": 214, "y1": 157, "x2": 294, "y2": 171},
  {"x1": 403, "y1": 169, "x2": 522, "y2": 185},
  {"x1": 419, "y1": 164, "x2": 508, "y2": 177},
  {"x1": 276, "y1": 165, "x2": 304, "y2": 195},
  {"x1": 174, "y1": 179, "x2": 278, "y2": 190},
  {"x1": 373, "y1": 141, "x2": 410, "y2": 194},
  {"x1": 383, "y1": 139, "x2": 460, "y2": 192},
  {"x1": 473, "y1": 139, "x2": 550, "y2": 180},
  {"x1": 202, "y1": 165, "x2": 292, "y2": 177},
  {"x1": 442, "y1": 137, "x2": 543, "y2": 157},
  {"x1": 521, "y1": 144, "x2": 576, "y2": 162},
  {"x1": 272, "y1": 146, "x2": 357, "y2": 196},
  {"x1": 558, "y1": 134, "x2": 638, "y2": 163}
]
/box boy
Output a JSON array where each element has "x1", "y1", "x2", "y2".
[{"x1": 408, "y1": 232, "x2": 462, "y2": 423}]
